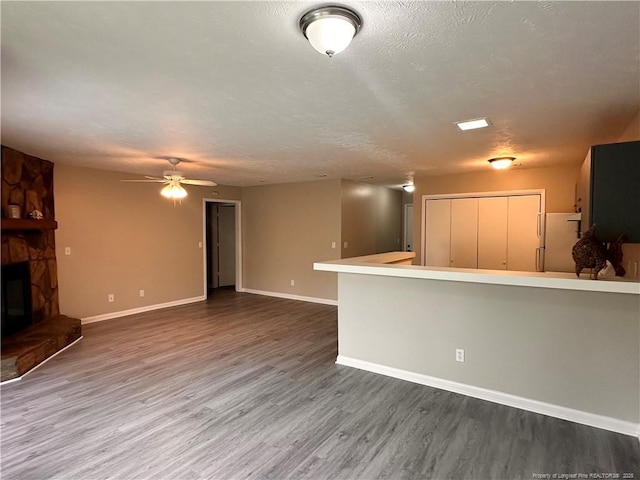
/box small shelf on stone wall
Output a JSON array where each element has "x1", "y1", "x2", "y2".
[{"x1": 1, "y1": 218, "x2": 58, "y2": 232}]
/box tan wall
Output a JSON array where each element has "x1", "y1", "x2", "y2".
[
  {"x1": 54, "y1": 164, "x2": 241, "y2": 319},
  {"x1": 412, "y1": 164, "x2": 580, "y2": 264},
  {"x1": 241, "y1": 180, "x2": 341, "y2": 301},
  {"x1": 374, "y1": 185, "x2": 403, "y2": 254},
  {"x1": 341, "y1": 180, "x2": 402, "y2": 258},
  {"x1": 618, "y1": 109, "x2": 640, "y2": 142}
]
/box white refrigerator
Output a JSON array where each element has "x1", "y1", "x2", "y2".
[{"x1": 543, "y1": 213, "x2": 582, "y2": 273}]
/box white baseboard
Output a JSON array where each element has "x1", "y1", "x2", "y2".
[
  {"x1": 1, "y1": 336, "x2": 83, "y2": 385},
  {"x1": 240, "y1": 288, "x2": 338, "y2": 306},
  {"x1": 81, "y1": 296, "x2": 206, "y2": 324},
  {"x1": 336, "y1": 355, "x2": 640, "y2": 438}
]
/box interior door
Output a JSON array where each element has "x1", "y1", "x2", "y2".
[
  {"x1": 218, "y1": 204, "x2": 236, "y2": 287},
  {"x1": 478, "y1": 196, "x2": 508, "y2": 270},
  {"x1": 450, "y1": 198, "x2": 478, "y2": 268},
  {"x1": 404, "y1": 204, "x2": 414, "y2": 252},
  {"x1": 507, "y1": 195, "x2": 541, "y2": 272},
  {"x1": 207, "y1": 204, "x2": 219, "y2": 289},
  {"x1": 424, "y1": 199, "x2": 451, "y2": 267}
]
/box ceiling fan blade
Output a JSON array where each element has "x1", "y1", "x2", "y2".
[
  {"x1": 121, "y1": 179, "x2": 166, "y2": 183},
  {"x1": 181, "y1": 179, "x2": 218, "y2": 186},
  {"x1": 145, "y1": 176, "x2": 163, "y2": 180}
]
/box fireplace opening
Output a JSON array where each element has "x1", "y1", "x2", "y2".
[{"x1": 1, "y1": 262, "x2": 33, "y2": 340}]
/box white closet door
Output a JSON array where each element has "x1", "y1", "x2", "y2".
[
  {"x1": 507, "y1": 195, "x2": 541, "y2": 272},
  {"x1": 478, "y1": 196, "x2": 508, "y2": 270},
  {"x1": 450, "y1": 198, "x2": 478, "y2": 268},
  {"x1": 424, "y1": 199, "x2": 451, "y2": 267}
]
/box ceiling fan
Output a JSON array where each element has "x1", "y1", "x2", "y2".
[{"x1": 122, "y1": 158, "x2": 217, "y2": 199}]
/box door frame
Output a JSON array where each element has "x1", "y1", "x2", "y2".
[
  {"x1": 420, "y1": 189, "x2": 545, "y2": 267},
  {"x1": 202, "y1": 198, "x2": 243, "y2": 296}
]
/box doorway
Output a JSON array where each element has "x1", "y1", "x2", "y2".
[{"x1": 204, "y1": 200, "x2": 242, "y2": 298}]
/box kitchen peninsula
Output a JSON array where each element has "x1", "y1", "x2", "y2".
[{"x1": 314, "y1": 252, "x2": 640, "y2": 437}]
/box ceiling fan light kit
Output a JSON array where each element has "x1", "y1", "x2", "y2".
[
  {"x1": 488, "y1": 157, "x2": 516, "y2": 170},
  {"x1": 161, "y1": 183, "x2": 188, "y2": 199},
  {"x1": 300, "y1": 5, "x2": 362, "y2": 57},
  {"x1": 122, "y1": 157, "x2": 216, "y2": 200}
]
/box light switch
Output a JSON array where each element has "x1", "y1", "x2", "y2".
[
  {"x1": 331, "y1": 242, "x2": 336, "y2": 249},
  {"x1": 64, "y1": 247, "x2": 71, "y2": 255}
]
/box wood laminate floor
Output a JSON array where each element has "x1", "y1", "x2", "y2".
[{"x1": 1, "y1": 290, "x2": 638, "y2": 479}]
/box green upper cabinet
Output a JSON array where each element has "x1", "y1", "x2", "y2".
[{"x1": 589, "y1": 141, "x2": 640, "y2": 243}]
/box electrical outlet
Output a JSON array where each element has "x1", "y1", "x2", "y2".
[
  {"x1": 198, "y1": 241, "x2": 203, "y2": 248},
  {"x1": 139, "y1": 289, "x2": 145, "y2": 298},
  {"x1": 290, "y1": 280, "x2": 295, "y2": 286},
  {"x1": 456, "y1": 348, "x2": 465, "y2": 363},
  {"x1": 108, "y1": 294, "x2": 115, "y2": 303},
  {"x1": 343, "y1": 241, "x2": 348, "y2": 248}
]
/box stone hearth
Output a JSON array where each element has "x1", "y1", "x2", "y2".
[{"x1": 1, "y1": 315, "x2": 81, "y2": 382}]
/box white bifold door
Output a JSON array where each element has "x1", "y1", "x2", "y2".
[
  {"x1": 450, "y1": 198, "x2": 479, "y2": 268},
  {"x1": 423, "y1": 193, "x2": 542, "y2": 272},
  {"x1": 424, "y1": 199, "x2": 451, "y2": 267},
  {"x1": 477, "y1": 196, "x2": 509, "y2": 270}
]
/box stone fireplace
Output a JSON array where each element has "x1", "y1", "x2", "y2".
[
  {"x1": 1, "y1": 146, "x2": 59, "y2": 319},
  {"x1": 1, "y1": 145, "x2": 81, "y2": 382}
]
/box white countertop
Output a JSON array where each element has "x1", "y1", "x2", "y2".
[{"x1": 314, "y1": 252, "x2": 640, "y2": 295}]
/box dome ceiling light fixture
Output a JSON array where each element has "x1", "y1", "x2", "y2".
[
  {"x1": 488, "y1": 157, "x2": 516, "y2": 170},
  {"x1": 299, "y1": 5, "x2": 362, "y2": 57},
  {"x1": 403, "y1": 184, "x2": 415, "y2": 193}
]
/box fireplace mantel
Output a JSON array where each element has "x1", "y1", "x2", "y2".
[{"x1": 1, "y1": 218, "x2": 58, "y2": 232}]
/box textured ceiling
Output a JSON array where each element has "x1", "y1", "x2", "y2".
[{"x1": 2, "y1": 1, "x2": 639, "y2": 187}]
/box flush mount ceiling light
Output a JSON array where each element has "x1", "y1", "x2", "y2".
[
  {"x1": 488, "y1": 157, "x2": 516, "y2": 170},
  {"x1": 300, "y1": 5, "x2": 362, "y2": 57},
  {"x1": 456, "y1": 118, "x2": 491, "y2": 131},
  {"x1": 403, "y1": 184, "x2": 415, "y2": 193}
]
